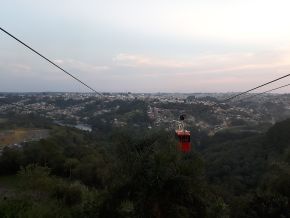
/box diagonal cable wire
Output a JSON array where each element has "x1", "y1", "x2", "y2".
[
  {"x1": 219, "y1": 74, "x2": 290, "y2": 103},
  {"x1": 197, "y1": 75, "x2": 290, "y2": 113},
  {"x1": 240, "y1": 83, "x2": 290, "y2": 101},
  {"x1": 206, "y1": 73, "x2": 290, "y2": 110},
  {"x1": 1, "y1": 27, "x2": 290, "y2": 112},
  {"x1": 0, "y1": 27, "x2": 103, "y2": 96}
]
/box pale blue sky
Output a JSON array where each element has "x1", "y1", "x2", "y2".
[{"x1": 1, "y1": 0, "x2": 290, "y2": 92}]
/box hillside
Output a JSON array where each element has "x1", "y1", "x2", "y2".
[
  {"x1": 202, "y1": 118, "x2": 290, "y2": 217},
  {"x1": 0, "y1": 116, "x2": 289, "y2": 217}
]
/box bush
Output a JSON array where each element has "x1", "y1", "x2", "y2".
[{"x1": 53, "y1": 183, "x2": 83, "y2": 206}]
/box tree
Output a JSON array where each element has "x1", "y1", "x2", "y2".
[{"x1": 64, "y1": 158, "x2": 79, "y2": 179}]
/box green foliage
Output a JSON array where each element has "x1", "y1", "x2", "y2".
[
  {"x1": 98, "y1": 131, "x2": 216, "y2": 218},
  {"x1": 1, "y1": 116, "x2": 290, "y2": 217},
  {"x1": 0, "y1": 164, "x2": 102, "y2": 218},
  {"x1": 18, "y1": 164, "x2": 53, "y2": 191},
  {"x1": 0, "y1": 112, "x2": 52, "y2": 130},
  {"x1": 201, "y1": 118, "x2": 290, "y2": 217},
  {"x1": 0, "y1": 198, "x2": 71, "y2": 218},
  {"x1": 52, "y1": 183, "x2": 83, "y2": 206},
  {"x1": 243, "y1": 193, "x2": 290, "y2": 218},
  {"x1": 266, "y1": 118, "x2": 290, "y2": 152},
  {"x1": 0, "y1": 146, "x2": 24, "y2": 174}
]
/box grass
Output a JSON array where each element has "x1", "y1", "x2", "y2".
[
  {"x1": 0, "y1": 129, "x2": 30, "y2": 146},
  {"x1": 0, "y1": 129, "x2": 49, "y2": 146}
]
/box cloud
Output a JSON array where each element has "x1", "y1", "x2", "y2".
[
  {"x1": 53, "y1": 59, "x2": 110, "y2": 73},
  {"x1": 0, "y1": 62, "x2": 37, "y2": 77},
  {"x1": 113, "y1": 50, "x2": 290, "y2": 75},
  {"x1": 0, "y1": 63, "x2": 32, "y2": 73},
  {"x1": 114, "y1": 53, "x2": 193, "y2": 68},
  {"x1": 54, "y1": 59, "x2": 64, "y2": 64},
  {"x1": 110, "y1": 50, "x2": 290, "y2": 92},
  {"x1": 11, "y1": 64, "x2": 32, "y2": 72}
]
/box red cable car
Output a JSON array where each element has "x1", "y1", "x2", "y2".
[
  {"x1": 175, "y1": 115, "x2": 191, "y2": 153},
  {"x1": 175, "y1": 129, "x2": 191, "y2": 153}
]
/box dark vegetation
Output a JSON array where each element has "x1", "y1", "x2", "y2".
[
  {"x1": 1, "y1": 111, "x2": 290, "y2": 217},
  {"x1": 0, "y1": 113, "x2": 52, "y2": 129}
]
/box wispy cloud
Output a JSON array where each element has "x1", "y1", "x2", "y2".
[
  {"x1": 110, "y1": 50, "x2": 290, "y2": 92},
  {"x1": 114, "y1": 53, "x2": 194, "y2": 68},
  {"x1": 114, "y1": 50, "x2": 290, "y2": 75},
  {"x1": 0, "y1": 62, "x2": 36, "y2": 76},
  {"x1": 54, "y1": 59, "x2": 110, "y2": 73},
  {"x1": 11, "y1": 63, "x2": 32, "y2": 72}
]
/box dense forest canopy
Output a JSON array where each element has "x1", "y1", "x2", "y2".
[{"x1": 0, "y1": 109, "x2": 290, "y2": 217}]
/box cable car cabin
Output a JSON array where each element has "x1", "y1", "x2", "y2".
[{"x1": 175, "y1": 130, "x2": 191, "y2": 153}]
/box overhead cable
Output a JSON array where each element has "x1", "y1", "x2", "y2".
[
  {"x1": 240, "y1": 83, "x2": 290, "y2": 101},
  {"x1": 0, "y1": 27, "x2": 103, "y2": 96},
  {"x1": 220, "y1": 73, "x2": 290, "y2": 103}
]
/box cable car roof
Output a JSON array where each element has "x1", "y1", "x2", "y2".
[{"x1": 175, "y1": 130, "x2": 190, "y2": 135}]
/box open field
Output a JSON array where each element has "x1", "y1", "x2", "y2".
[{"x1": 0, "y1": 129, "x2": 49, "y2": 147}]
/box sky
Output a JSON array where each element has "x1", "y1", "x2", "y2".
[{"x1": 1, "y1": 0, "x2": 290, "y2": 93}]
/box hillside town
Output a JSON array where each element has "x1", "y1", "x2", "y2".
[{"x1": 1, "y1": 92, "x2": 290, "y2": 136}]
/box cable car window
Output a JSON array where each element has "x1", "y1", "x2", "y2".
[{"x1": 182, "y1": 136, "x2": 190, "y2": 142}]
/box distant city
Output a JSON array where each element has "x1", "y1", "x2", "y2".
[{"x1": 1, "y1": 92, "x2": 289, "y2": 136}]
